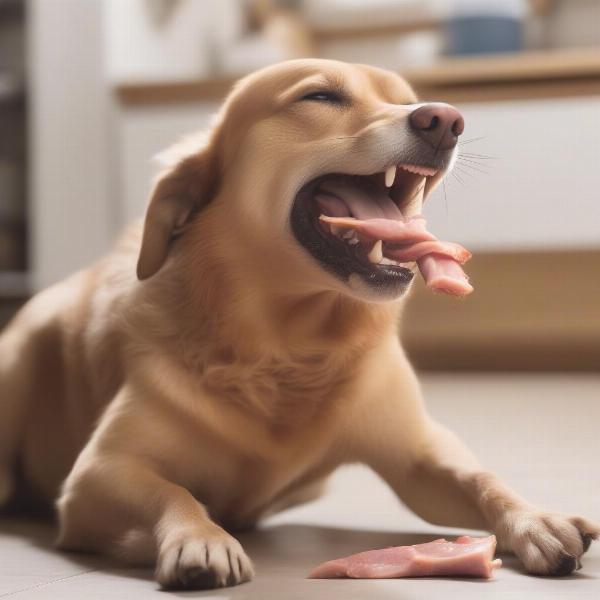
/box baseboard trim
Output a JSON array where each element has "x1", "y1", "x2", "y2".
[{"x1": 403, "y1": 250, "x2": 600, "y2": 371}]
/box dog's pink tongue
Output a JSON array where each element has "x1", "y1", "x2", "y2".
[{"x1": 319, "y1": 179, "x2": 403, "y2": 220}]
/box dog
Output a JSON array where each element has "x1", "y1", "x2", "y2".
[{"x1": 0, "y1": 59, "x2": 597, "y2": 589}]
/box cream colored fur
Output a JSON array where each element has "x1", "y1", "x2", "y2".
[{"x1": 0, "y1": 59, "x2": 596, "y2": 589}]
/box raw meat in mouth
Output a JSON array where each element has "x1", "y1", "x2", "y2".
[
  {"x1": 309, "y1": 535, "x2": 502, "y2": 579},
  {"x1": 314, "y1": 166, "x2": 473, "y2": 296}
]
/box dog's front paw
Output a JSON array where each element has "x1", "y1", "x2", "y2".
[
  {"x1": 156, "y1": 528, "x2": 254, "y2": 589},
  {"x1": 497, "y1": 509, "x2": 599, "y2": 576}
]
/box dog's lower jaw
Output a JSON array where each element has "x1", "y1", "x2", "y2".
[{"x1": 346, "y1": 271, "x2": 415, "y2": 302}]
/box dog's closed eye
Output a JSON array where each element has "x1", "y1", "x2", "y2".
[{"x1": 300, "y1": 91, "x2": 345, "y2": 105}]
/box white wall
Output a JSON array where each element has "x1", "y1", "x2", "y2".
[
  {"x1": 29, "y1": 0, "x2": 115, "y2": 289},
  {"x1": 104, "y1": 0, "x2": 227, "y2": 84},
  {"x1": 424, "y1": 96, "x2": 600, "y2": 251},
  {"x1": 28, "y1": 0, "x2": 241, "y2": 289},
  {"x1": 117, "y1": 103, "x2": 219, "y2": 224}
]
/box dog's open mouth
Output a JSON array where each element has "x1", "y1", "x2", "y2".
[{"x1": 291, "y1": 163, "x2": 473, "y2": 296}]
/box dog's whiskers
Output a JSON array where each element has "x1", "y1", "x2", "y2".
[
  {"x1": 459, "y1": 152, "x2": 497, "y2": 160},
  {"x1": 454, "y1": 165, "x2": 478, "y2": 180},
  {"x1": 458, "y1": 156, "x2": 491, "y2": 165},
  {"x1": 456, "y1": 160, "x2": 491, "y2": 175},
  {"x1": 450, "y1": 170, "x2": 467, "y2": 187},
  {"x1": 458, "y1": 136, "x2": 486, "y2": 146},
  {"x1": 442, "y1": 179, "x2": 448, "y2": 217},
  {"x1": 407, "y1": 182, "x2": 426, "y2": 205}
]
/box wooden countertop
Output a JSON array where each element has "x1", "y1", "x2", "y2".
[
  {"x1": 410, "y1": 47, "x2": 600, "y2": 102},
  {"x1": 410, "y1": 47, "x2": 600, "y2": 86},
  {"x1": 116, "y1": 48, "x2": 600, "y2": 106}
]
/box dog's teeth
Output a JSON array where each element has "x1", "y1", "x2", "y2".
[
  {"x1": 330, "y1": 224, "x2": 345, "y2": 237},
  {"x1": 380, "y1": 257, "x2": 413, "y2": 268},
  {"x1": 385, "y1": 165, "x2": 396, "y2": 188},
  {"x1": 399, "y1": 163, "x2": 438, "y2": 177},
  {"x1": 344, "y1": 230, "x2": 360, "y2": 244},
  {"x1": 380, "y1": 257, "x2": 398, "y2": 266},
  {"x1": 368, "y1": 240, "x2": 383, "y2": 264}
]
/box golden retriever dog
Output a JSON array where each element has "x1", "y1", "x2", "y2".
[{"x1": 0, "y1": 59, "x2": 597, "y2": 589}]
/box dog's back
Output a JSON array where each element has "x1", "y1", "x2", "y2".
[{"x1": 0, "y1": 227, "x2": 140, "y2": 505}]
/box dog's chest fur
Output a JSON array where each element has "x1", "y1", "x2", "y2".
[
  {"x1": 172, "y1": 333, "x2": 357, "y2": 430},
  {"x1": 212, "y1": 355, "x2": 347, "y2": 420},
  {"x1": 147, "y1": 350, "x2": 350, "y2": 525}
]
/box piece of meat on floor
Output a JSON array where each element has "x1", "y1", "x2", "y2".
[{"x1": 309, "y1": 535, "x2": 502, "y2": 579}]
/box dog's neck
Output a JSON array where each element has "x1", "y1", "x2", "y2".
[
  {"x1": 178, "y1": 275, "x2": 401, "y2": 428},
  {"x1": 184, "y1": 266, "x2": 399, "y2": 358},
  {"x1": 175, "y1": 233, "x2": 401, "y2": 357},
  {"x1": 138, "y1": 217, "x2": 405, "y2": 427}
]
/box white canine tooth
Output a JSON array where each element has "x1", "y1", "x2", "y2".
[
  {"x1": 380, "y1": 257, "x2": 398, "y2": 266},
  {"x1": 368, "y1": 239, "x2": 383, "y2": 264},
  {"x1": 330, "y1": 224, "x2": 345, "y2": 237},
  {"x1": 385, "y1": 165, "x2": 397, "y2": 188}
]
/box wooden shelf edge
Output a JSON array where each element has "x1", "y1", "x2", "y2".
[
  {"x1": 313, "y1": 18, "x2": 438, "y2": 42},
  {"x1": 403, "y1": 48, "x2": 600, "y2": 88},
  {"x1": 115, "y1": 78, "x2": 235, "y2": 107},
  {"x1": 115, "y1": 48, "x2": 600, "y2": 107}
]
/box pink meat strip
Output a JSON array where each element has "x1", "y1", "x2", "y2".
[
  {"x1": 309, "y1": 535, "x2": 502, "y2": 580},
  {"x1": 319, "y1": 215, "x2": 436, "y2": 243},
  {"x1": 419, "y1": 255, "x2": 473, "y2": 296},
  {"x1": 319, "y1": 215, "x2": 473, "y2": 296}
]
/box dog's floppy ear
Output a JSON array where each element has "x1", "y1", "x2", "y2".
[{"x1": 136, "y1": 135, "x2": 219, "y2": 280}]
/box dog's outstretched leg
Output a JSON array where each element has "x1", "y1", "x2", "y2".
[
  {"x1": 350, "y1": 355, "x2": 599, "y2": 576},
  {"x1": 56, "y1": 385, "x2": 254, "y2": 590},
  {"x1": 394, "y1": 421, "x2": 599, "y2": 575}
]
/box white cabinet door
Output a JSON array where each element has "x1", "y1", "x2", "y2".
[
  {"x1": 424, "y1": 96, "x2": 600, "y2": 251},
  {"x1": 30, "y1": 0, "x2": 113, "y2": 289},
  {"x1": 118, "y1": 102, "x2": 220, "y2": 225}
]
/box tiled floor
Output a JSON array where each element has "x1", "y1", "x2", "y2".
[{"x1": 1, "y1": 373, "x2": 599, "y2": 599}]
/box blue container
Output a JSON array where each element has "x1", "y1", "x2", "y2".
[{"x1": 445, "y1": 16, "x2": 523, "y2": 56}]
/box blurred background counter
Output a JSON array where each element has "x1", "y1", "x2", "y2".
[{"x1": 2, "y1": 0, "x2": 599, "y2": 370}]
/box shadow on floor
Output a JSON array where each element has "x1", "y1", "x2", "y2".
[
  {"x1": 2, "y1": 515, "x2": 588, "y2": 597},
  {"x1": 0, "y1": 513, "x2": 154, "y2": 583}
]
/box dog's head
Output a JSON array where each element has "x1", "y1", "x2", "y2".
[{"x1": 137, "y1": 59, "x2": 463, "y2": 302}]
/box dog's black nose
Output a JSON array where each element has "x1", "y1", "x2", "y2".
[{"x1": 409, "y1": 104, "x2": 464, "y2": 151}]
